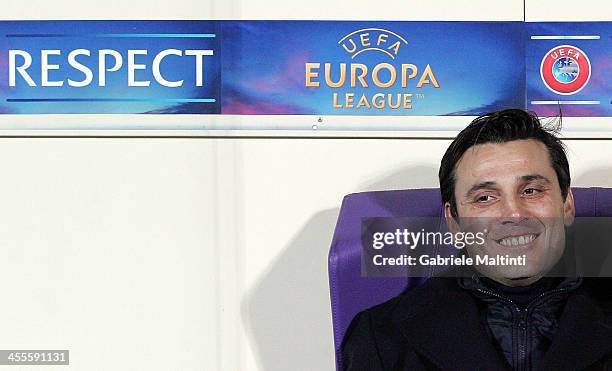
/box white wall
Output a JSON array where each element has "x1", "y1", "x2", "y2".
[
  {"x1": 2, "y1": 0, "x2": 611, "y2": 370},
  {"x1": 0, "y1": 138, "x2": 610, "y2": 371}
]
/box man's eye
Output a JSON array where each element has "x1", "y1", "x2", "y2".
[
  {"x1": 523, "y1": 188, "x2": 542, "y2": 195},
  {"x1": 476, "y1": 195, "x2": 493, "y2": 203}
]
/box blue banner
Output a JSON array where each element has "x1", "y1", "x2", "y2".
[
  {"x1": 0, "y1": 21, "x2": 609, "y2": 117},
  {"x1": 526, "y1": 22, "x2": 611, "y2": 117},
  {"x1": 221, "y1": 21, "x2": 524, "y2": 116},
  {"x1": 0, "y1": 21, "x2": 220, "y2": 114}
]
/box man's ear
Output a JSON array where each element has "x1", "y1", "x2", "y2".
[
  {"x1": 444, "y1": 202, "x2": 461, "y2": 233},
  {"x1": 563, "y1": 188, "x2": 576, "y2": 226}
]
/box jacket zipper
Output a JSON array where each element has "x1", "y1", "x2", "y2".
[
  {"x1": 475, "y1": 287, "x2": 524, "y2": 370},
  {"x1": 474, "y1": 286, "x2": 571, "y2": 371}
]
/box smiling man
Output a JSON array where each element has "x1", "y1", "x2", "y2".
[
  {"x1": 442, "y1": 116, "x2": 574, "y2": 287},
  {"x1": 342, "y1": 109, "x2": 612, "y2": 371}
]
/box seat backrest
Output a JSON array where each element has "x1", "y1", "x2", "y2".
[{"x1": 328, "y1": 187, "x2": 612, "y2": 370}]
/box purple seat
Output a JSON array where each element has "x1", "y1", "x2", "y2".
[{"x1": 328, "y1": 187, "x2": 612, "y2": 370}]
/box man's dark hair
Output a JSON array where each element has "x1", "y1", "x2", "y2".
[{"x1": 439, "y1": 108, "x2": 570, "y2": 218}]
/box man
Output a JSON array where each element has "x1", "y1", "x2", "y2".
[{"x1": 342, "y1": 109, "x2": 612, "y2": 370}]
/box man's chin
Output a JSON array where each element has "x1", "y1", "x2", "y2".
[{"x1": 478, "y1": 265, "x2": 546, "y2": 285}]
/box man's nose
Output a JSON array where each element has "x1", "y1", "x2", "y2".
[{"x1": 500, "y1": 196, "x2": 529, "y2": 222}]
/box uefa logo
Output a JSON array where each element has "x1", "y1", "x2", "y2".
[{"x1": 540, "y1": 45, "x2": 591, "y2": 95}]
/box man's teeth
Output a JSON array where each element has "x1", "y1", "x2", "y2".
[{"x1": 498, "y1": 234, "x2": 536, "y2": 247}]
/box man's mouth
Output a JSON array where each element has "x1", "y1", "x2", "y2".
[{"x1": 495, "y1": 233, "x2": 539, "y2": 247}]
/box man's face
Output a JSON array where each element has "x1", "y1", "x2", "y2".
[{"x1": 444, "y1": 139, "x2": 575, "y2": 286}]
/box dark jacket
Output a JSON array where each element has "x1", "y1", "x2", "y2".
[
  {"x1": 458, "y1": 274, "x2": 583, "y2": 371},
  {"x1": 342, "y1": 276, "x2": 612, "y2": 371}
]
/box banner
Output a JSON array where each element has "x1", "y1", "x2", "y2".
[
  {"x1": 526, "y1": 22, "x2": 611, "y2": 117},
  {"x1": 0, "y1": 21, "x2": 609, "y2": 117}
]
